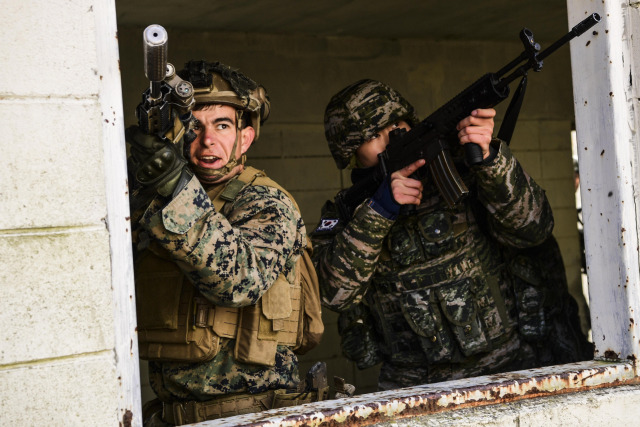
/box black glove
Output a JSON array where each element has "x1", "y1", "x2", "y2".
[{"x1": 126, "y1": 126, "x2": 188, "y2": 198}]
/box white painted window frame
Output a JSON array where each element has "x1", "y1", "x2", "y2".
[
  {"x1": 568, "y1": 0, "x2": 640, "y2": 364},
  {"x1": 105, "y1": 1, "x2": 640, "y2": 426},
  {"x1": 97, "y1": 1, "x2": 142, "y2": 426}
]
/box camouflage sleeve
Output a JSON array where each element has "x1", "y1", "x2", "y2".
[
  {"x1": 310, "y1": 198, "x2": 393, "y2": 311},
  {"x1": 473, "y1": 140, "x2": 554, "y2": 248},
  {"x1": 139, "y1": 175, "x2": 304, "y2": 307}
]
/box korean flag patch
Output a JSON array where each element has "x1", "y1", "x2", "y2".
[{"x1": 315, "y1": 218, "x2": 340, "y2": 232}]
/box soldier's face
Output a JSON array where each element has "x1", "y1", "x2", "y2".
[
  {"x1": 355, "y1": 120, "x2": 410, "y2": 168},
  {"x1": 190, "y1": 105, "x2": 254, "y2": 173}
]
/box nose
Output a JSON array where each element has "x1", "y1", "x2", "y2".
[
  {"x1": 380, "y1": 129, "x2": 392, "y2": 146},
  {"x1": 199, "y1": 126, "x2": 216, "y2": 147}
]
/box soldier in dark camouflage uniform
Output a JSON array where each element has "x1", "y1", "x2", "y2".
[
  {"x1": 311, "y1": 79, "x2": 589, "y2": 390},
  {"x1": 128, "y1": 61, "x2": 309, "y2": 425}
]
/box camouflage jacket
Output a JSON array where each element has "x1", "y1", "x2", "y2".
[
  {"x1": 136, "y1": 172, "x2": 306, "y2": 401},
  {"x1": 311, "y1": 141, "x2": 554, "y2": 385}
]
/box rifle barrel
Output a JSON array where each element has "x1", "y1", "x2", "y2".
[
  {"x1": 538, "y1": 13, "x2": 601, "y2": 61},
  {"x1": 496, "y1": 13, "x2": 601, "y2": 90}
]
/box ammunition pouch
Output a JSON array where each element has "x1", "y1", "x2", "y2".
[
  {"x1": 234, "y1": 275, "x2": 301, "y2": 366},
  {"x1": 371, "y1": 263, "x2": 513, "y2": 365},
  {"x1": 136, "y1": 250, "x2": 226, "y2": 362},
  {"x1": 337, "y1": 301, "x2": 383, "y2": 369},
  {"x1": 387, "y1": 210, "x2": 468, "y2": 266},
  {"x1": 509, "y1": 252, "x2": 551, "y2": 342},
  {"x1": 136, "y1": 245, "x2": 302, "y2": 366}
]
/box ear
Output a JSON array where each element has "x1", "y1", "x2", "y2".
[{"x1": 239, "y1": 126, "x2": 255, "y2": 155}]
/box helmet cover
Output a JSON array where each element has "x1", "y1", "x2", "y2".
[
  {"x1": 178, "y1": 60, "x2": 270, "y2": 141},
  {"x1": 324, "y1": 79, "x2": 418, "y2": 169}
]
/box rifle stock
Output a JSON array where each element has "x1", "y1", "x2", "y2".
[{"x1": 336, "y1": 13, "x2": 600, "y2": 218}]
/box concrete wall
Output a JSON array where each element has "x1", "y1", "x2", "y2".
[
  {"x1": 117, "y1": 27, "x2": 585, "y2": 399},
  {"x1": 0, "y1": 1, "x2": 139, "y2": 426}
]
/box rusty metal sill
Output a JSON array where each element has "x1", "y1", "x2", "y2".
[{"x1": 199, "y1": 360, "x2": 638, "y2": 427}]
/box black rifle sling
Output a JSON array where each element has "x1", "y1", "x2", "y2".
[{"x1": 497, "y1": 75, "x2": 528, "y2": 145}]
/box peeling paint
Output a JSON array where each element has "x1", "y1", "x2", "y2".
[
  {"x1": 122, "y1": 409, "x2": 132, "y2": 427},
  {"x1": 220, "y1": 362, "x2": 637, "y2": 426}
]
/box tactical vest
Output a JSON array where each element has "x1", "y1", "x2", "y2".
[
  {"x1": 338, "y1": 203, "x2": 591, "y2": 370},
  {"x1": 336, "y1": 201, "x2": 518, "y2": 369},
  {"x1": 135, "y1": 167, "x2": 323, "y2": 366}
]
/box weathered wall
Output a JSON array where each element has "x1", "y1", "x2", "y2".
[
  {"x1": 0, "y1": 1, "x2": 138, "y2": 426},
  {"x1": 117, "y1": 27, "x2": 584, "y2": 399}
]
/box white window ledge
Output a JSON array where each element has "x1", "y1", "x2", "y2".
[{"x1": 202, "y1": 360, "x2": 637, "y2": 426}]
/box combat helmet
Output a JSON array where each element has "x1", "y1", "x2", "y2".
[
  {"x1": 179, "y1": 60, "x2": 270, "y2": 140},
  {"x1": 178, "y1": 60, "x2": 270, "y2": 182},
  {"x1": 324, "y1": 79, "x2": 419, "y2": 169}
]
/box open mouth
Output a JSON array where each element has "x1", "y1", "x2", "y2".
[{"x1": 198, "y1": 155, "x2": 222, "y2": 168}]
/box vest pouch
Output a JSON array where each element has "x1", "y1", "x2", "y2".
[
  {"x1": 387, "y1": 221, "x2": 424, "y2": 266},
  {"x1": 401, "y1": 288, "x2": 457, "y2": 363},
  {"x1": 136, "y1": 252, "x2": 183, "y2": 331},
  {"x1": 416, "y1": 211, "x2": 456, "y2": 259},
  {"x1": 136, "y1": 252, "x2": 221, "y2": 362},
  {"x1": 293, "y1": 241, "x2": 324, "y2": 355},
  {"x1": 509, "y1": 254, "x2": 549, "y2": 341},
  {"x1": 262, "y1": 275, "x2": 300, "y2": 348},
  {"x1": 337, "y1": 301, "x2": 383, "y2": 369},
  {"x1": 367, "y1": 282, "x2": 426, "y2": 365},
  {"x1": 435, "y1": 278, "x2": 490, "y2": 357},
  {"x1": 235, "y1": 275, "x2": 295, "y2": 366}
]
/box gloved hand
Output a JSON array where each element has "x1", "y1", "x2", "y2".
[
  {"x1": 126, "y1": 125, "x2": 188, "y2": 198},
  {"x1": 368, "y1": 176, "x2": 401, "y2": 219}
]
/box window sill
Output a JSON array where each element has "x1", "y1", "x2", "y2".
[{"x1": 206, "y1": 360, "x2": 638, "y2": 426}]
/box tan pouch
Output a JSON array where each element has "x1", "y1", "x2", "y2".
[
  {"x1": 235, "y1": 274, "x2": 297, "y2": 366},
  {"x1": 235, "y1": 302, "x2": 279, "y2": 366},
  {"x1": 136, "y1": 251, "x2": 222, "y2": 362}
]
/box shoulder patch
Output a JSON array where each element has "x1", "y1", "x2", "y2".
[{"x1": 315, "y1": 218, "x2": 340, "y2": 232}]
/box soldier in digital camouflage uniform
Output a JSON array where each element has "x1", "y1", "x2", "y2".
[
  {"x1": 128, "y1": 61, "x2": 316, "y2": 426},
  {"x1": 311, "y1": 79, "x2": 591, "y2": 390}
]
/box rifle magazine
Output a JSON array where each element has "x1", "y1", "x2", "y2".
[{"x1": 429, "y1": 151, "x2": 469, "y2": 207}]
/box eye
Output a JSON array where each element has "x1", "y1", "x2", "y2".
[
  {"x1": 216, "y1": 123, "x2": 230, "y2": 130},
  {"x1": 192, "y1": 119, "x2": 202, "y2": 132}
]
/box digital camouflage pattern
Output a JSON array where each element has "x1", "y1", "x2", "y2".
[
  {"x1": 148, "y1": 339, "x2": 299, "y2": 401},
  {"x1": 506, "y1": 235, "x2": 593, "y2": 365},
  {"x1": 137, "y1": 173, "x2": 306, "y2": 400},
  {"x1": 311, "y1": 142, "x2": 556, "y2": 388},
  {"x1": 324, "y1": 79, "x2": 419, "y2": 169}
]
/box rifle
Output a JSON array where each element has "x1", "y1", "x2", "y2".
[
  {"x1": 335, "y1": 13, "x2": 601, "y2": 219},
  {"x1": 135, "y1": 24, "x2": 196, "y2": 143},
  {"x1": 129, "y1": 25, "x2": 197, "y2": 212}
]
